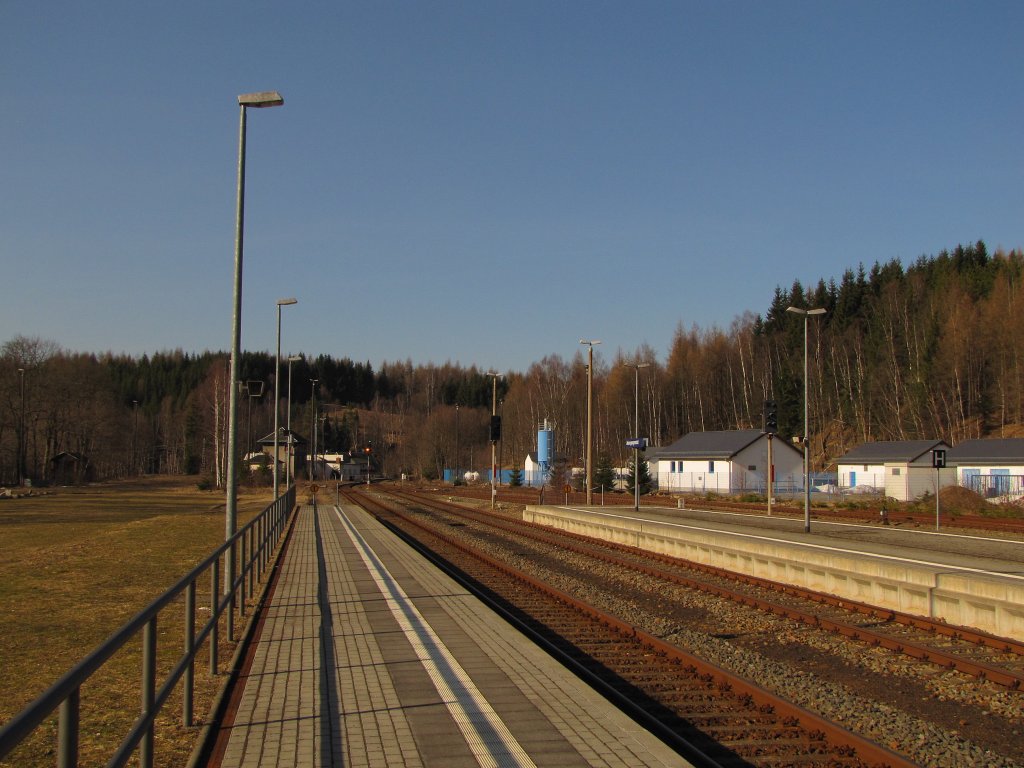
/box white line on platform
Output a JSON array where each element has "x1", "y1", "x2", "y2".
[
  {"x1": 666, "y1": 505, "x2": 1024, "y2": 548},
  {"x1": 333, "y1": 506, "x2": 537, "y2": 768},
  {"x1": 559, "y1": 506, "x2": 1024, "y2": 582}
]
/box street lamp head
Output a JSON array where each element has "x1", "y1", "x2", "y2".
[
  {"x1": 579, "y1": 339, "x2": 601, "y2": 346},
  {"x1": 277, "y1": 297, "x2": 298, "y2": 306},
  {"x1": 288, "y1": 354, "x2": 302, "y2": 362},
  {"x1": 786, "y1": 306, "x2": 826, "y2": 317},
  {"x1": 238, "y1": 91, "x2": 284, "y2": 108}
]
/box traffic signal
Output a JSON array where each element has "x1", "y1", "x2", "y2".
[
  {"x1": 363, "y1": 443, "x2": 372, "y2": 455},
  {"x1": 489, "y1": 415, "x2": 502, "y2": 442},
  {"x1": 763, "y1": 400, "x2": 778, "y2": 435}
]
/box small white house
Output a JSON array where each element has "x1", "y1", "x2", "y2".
[
  {"x1": 257, "y1": 429, "x2": 307, "y2": 479},
  {"x1": 947, "y1": 438, "x2": 1024, "y2": 500},
  {"x1": 524, "y1": 452, "x2": 545, "y2": 487},
  {"x1": 653, "y1": 429, "x2": 803, "y2": 494},
  {"x1": 835, "y1": 440, "x2": 953, "y2": 501},
  {"x1": 321, "y1": 452, "x2": 367, "y2": 482}
]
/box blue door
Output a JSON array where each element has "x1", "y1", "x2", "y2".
[{"x1": 992, "y1": 468, "x2": 1010, "y2": 496}]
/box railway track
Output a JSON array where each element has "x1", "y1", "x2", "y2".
[
  {"x1": 392, "y1": 488, "x2": 1024, "y2": 691},
  {"x1": 343, "y1": 486, "x2": 920, "y2": 768}
]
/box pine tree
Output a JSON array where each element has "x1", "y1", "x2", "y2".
[
  {"x1": 626, "y1": 455, "x2": 653, "y2": 496},
  {"x1": 594, "y1": 453, "x2": 616, "y2": 493},
  {"x1": 508, "y1": 467, "x2": 523, "y2": 487}
]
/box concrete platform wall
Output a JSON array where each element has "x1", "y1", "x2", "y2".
[{"x1": 524, "y1": 506, "x2": 1024, "y2": 642}]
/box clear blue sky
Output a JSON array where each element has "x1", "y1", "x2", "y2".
[{"x1": 3, "y1": 1, "x2": 1021, "y2": 373}]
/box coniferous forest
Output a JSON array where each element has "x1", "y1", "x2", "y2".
[{"x1": 3, "y1": 241, "x2": 1022, "y2": 488}]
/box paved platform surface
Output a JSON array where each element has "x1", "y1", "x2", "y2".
[
  {"x1": 209, "y1": 503, "x2": 690, "y2": 768},
  {"x1": 551, "y1": 502, "x2": 1024, "y2": 574}
]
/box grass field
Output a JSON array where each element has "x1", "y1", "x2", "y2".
[{"x1": 0, "y1": 476, "x2": 276, "y2": 767}]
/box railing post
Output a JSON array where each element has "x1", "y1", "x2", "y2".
[
  {"x1": 210, "y1": 558, "x2": 219, "y2": 674},
  {"x1": 267, "y1": 507, "x2": 273, "y2": 557},
  {"x1": 239, "y1": 534, "x2": 247, "y2": 620},
  {"x1": 251, "y1": 514, "x2": 260, "y2": 581},
  {"x1": 57, "y1": 688, "x2": 79, "y2": 768},
  {"x1": 184, "y1": 580, "x2": 196, "y2": 726},
  {"x1": 225, "y1": 547, "x2": 234, "y2": 642},
  {"x1": 141, "y1": 617, "x2": 157, "y2": 768},
  {"x1": 247, "y1": 525, "x2": 255, "y2": 604}
]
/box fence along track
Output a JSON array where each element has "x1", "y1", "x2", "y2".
[
  {"x1": 392, "y1": 488, "x2": 1024, "y2": 690},
  {"x1": 344, "y1": 487, "x2": 918, "y2": 768}
]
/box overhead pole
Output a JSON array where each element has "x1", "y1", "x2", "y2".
[
  {"x1": 486, "y1": 372, "x2": 502, "y2": 510},
  {"x1": 624, "y1": 361, "x2": 650, "y2": 511},
  {"x1": 225, "y1": 90, "x2": 283, "y2": 629},
  {"x1": 580, "y1": 340, "x2": 601, "y2": 505},
  {"x1": 786, "y1": 306, "x2": 826, "y2": 533},
  {"x1": 273, "y1": 298, "x2": 297, "y2": 499}
]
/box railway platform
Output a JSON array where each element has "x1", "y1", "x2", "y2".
[
  {"x1": 525, "y1": 503, "x2": 1024, "y2": 641},
  {"x1": 204, "y1": 503, "x2": 689, "y2": 768}
]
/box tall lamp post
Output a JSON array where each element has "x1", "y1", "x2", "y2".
[
  {"x1": 454, "y1": 404, "x2": 460, "y2": 486},
  {"x1": 309, "y1": 379, "x2": 318, "y2": 481},
  {"x1": 285, "y1": 355, "x2": 301, "y2": 488},
  {"x1": 17, "y1": 368, "x2": 25, "y2": 486},
  {"x1": 579, "y1": 339, "x2": 601, "y2": 505},
  {"x1": 273, "y1": 298, "x2": 297, "y2": 499},
  {"x1": 624, "y1": 361, "x2": 650, "y2": 511},
  {"x1": 486, "y1": 371, "x2": 502, "y2": 509},
  {"x1": 244, "y1": 381, "x2": 264, "y2": 474},
  {"x1": 132, "y1": 399, "x2": 139, "y2": 476},
  {"x1": 225, "y1": 90, "x2": 283, "y2": 610},
  {"x1": 786, "y1": 305, "x2": 826, "y2": 533}
]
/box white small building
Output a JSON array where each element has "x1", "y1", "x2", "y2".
[
  {"x1": 947, "y1": 438, "x2": 1024, "y2": 500},
  {"x1": 835, "y1": 440, "x2": 953, "y2": 501},
  {"x1": 524, "y1": 452, "x2": 545, "y2": 487},
  {"x1": 257, "y1": 429, "x2": 307, "y2": 479},
  {"x1": 320, "y1": 452, "x2": 368, "y2": 482},
  {"x1": 653, "y1": 429, "x2": 803, "y2": 494}
]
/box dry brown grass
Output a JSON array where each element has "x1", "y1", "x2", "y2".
[{"x1": 0, "y1": 476, "x2": 274, "y2": 768}]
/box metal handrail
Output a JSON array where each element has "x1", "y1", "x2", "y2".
[{"x1": 0, "y1": 485, "x2": 296, "y2": 768}]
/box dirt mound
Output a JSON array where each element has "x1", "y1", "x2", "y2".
[{"x1": 938, "y1": 484, "x2": 990, "y2": 514}]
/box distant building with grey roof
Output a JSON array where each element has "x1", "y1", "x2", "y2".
[
  {"x1": 947, "y1": 438, "x2": 1024, "y2": 499},
  {"x1": 834, "y1": 439, "x2": 952, "y2": 500},
  {"x1": 652, "y1": 429, "x2": 803, "y2": 494}
]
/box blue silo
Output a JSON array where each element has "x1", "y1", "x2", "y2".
[{"x1": 537, "y1": 419, "x2": 554, "y2": 476}]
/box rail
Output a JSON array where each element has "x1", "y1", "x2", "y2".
[{"x1": 0, "y1": 485, "x2": 296, "y2": 768}]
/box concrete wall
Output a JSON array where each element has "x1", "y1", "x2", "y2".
[{"x1": 523, "y1": 505, "x2": 1024, "y2": 642}]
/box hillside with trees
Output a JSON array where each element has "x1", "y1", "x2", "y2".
[{"x1": 3, "y1": 241, "x2": 1022, "y2": 488}]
